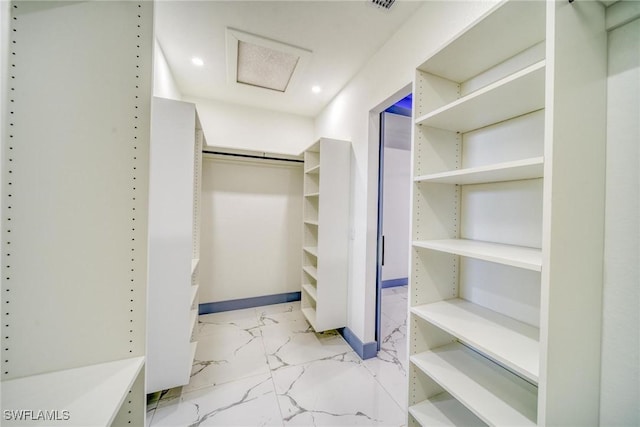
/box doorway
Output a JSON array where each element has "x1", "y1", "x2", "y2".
[{"x1": 375, "y1": 94, "x2": 412, "y2": 351}]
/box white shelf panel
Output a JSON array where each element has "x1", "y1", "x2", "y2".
[
  {"x1": 303, "y1": 246, "x2": 318, "y2": 257},
  {"x1": 302, "y1": 284, "x2": 318, "y2": 302},
  {"x1": 301, "y1": 307, "x2": 318, "y2": 329},
  {"x1": 191, "y1": 258, "x2": 199, "y2": 277},
  {"x1": 1, "y1": 357, "x2": 144, "y2": 427},
  {"x1": 412, "y1": 299, "x2": 539, "y2": 383},
  {"x1": 414, "y1": 157, "x2": 543, "y2": 185},
  {"x1": 412, "y1": 239, "x2": 541, "y2": 271},
  {"x1": 304, "y1": 220, "x2": 319, "y2": 226},
  {"x1": 415, "y1": 61, "x2": 545, "y2": 133},
  {"x1": 411, "y1": 343, "x2": 537, "y2": 427},
  {"x1": 418, "y1": 0, "x2": 545, "y2": 82},
  {"x1": 304, "y1": 192, "x2": 320, "y2": 197},
  {"x1": 305, "y1": 164, "x2": 320, "y2": 174},
  {"x1": 302, "y1": 266, "x2": 318, "y2": 280},
  {"x1": 409, "y1": 392, "x2": 484, "y2": 426}
]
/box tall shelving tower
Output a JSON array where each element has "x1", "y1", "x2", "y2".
[
  {"x1": 407, "y1": 0, "x2": 607, "y2": 425},
  {"x1": 1, "y1": 1, "x2": 153, "y2": 424}
]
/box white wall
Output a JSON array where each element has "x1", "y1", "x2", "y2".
[
  {"x1": 153, "y1": 39, "x2": 182, "y2": 100},
  {"x1": 200, "y1": 155, "x2": 303, "y2": 303},
  {"x1": 186, "y1": 96, "x2": 314, "y2": 156},
  {"x1": 600, "y1": 16, "x2": 639, "y2": 426},
  {"x1": 381, "y1": 113, "x2": 411, "y2": 282},
  {"x1": 314, "y1": 0, "x2": 497, "y2": 342}
]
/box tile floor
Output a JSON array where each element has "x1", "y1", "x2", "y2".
[{"x1": 146, "y1": 286, "x2": 409, "y2": 426}]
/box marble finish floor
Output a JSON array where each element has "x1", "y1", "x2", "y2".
[{"x1": 147, "y1": 286, "x2": 409, "y2": 426}]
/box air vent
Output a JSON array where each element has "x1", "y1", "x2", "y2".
[{"x1": 371, "y1": 0, "x2": 395, "y2": 9}]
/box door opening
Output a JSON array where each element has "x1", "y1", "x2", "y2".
[{"x1": 375, "y1": 93, "x2": 412, "y2": 350}]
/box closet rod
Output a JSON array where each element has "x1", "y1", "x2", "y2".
[{"x1": 202, "y1": 150, "x2": 303, "y2": 163}]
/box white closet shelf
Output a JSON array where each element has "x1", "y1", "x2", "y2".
[
  {"x1": 304, "y1": 164, "x2": 320, "y2": 174},
  {"x1": 302, "y1": 284, "x2": 318, "y2": 302},
  {"x1": 303, "y1": 246, "x2": 318, "y2": 257},
  {"x1": 412, "y1": 239, "x2": 542, "y2": 271},
  {"x1": 414, "y1": 157, "x2": 543, "y2": 185},
  {"x1": 191, "y1": 258, "x2": 200, "y2": 276},
  {"x1": 412, "y1": 299, "x2": 539, "y2": 383},
  {"x1": 411, "y1": 343, "x2": 537, "y2": 427},
  {"x1": 409, "y1": 392, "x2": 484, "y2": 426},
  {"x1": 1, "y1": 357, "x2": 144, "y2": 427},
  {"x1": 304, "y1": 192, "x2": 320, "y2": 197},
  {"x1": 304, "y1": 220, "x2": 319, "y2": 226},
  {"x1": 415, "y1": 61, "x2": 545, "y2": 133},
  {"x1": 302, "y1": 265, "x2": 318, "y2": 280},
  {"x1": 418, "y1": 0, "x2": 545, "y2": 82},
  {"x1": 301, "y1": 307, "x2": 318, "y2": 329}
]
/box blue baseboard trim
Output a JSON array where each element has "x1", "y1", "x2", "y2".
[
  {"x1": 199, "y1": 291, "x2": 301, "y2": 315},
  {"x1": 381, "y1": 277, "x2": 408, "y2": 289},
  {"x1": 338, "y1": 327, "x2": 378, "y2": 360}
]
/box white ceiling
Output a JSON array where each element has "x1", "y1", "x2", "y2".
[{"x1": 154, "y1": 1, "x2": 424, "y2": 117}]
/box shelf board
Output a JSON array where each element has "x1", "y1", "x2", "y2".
[
  {"x1": 305, "y1": 164, "x2": 320, "y2": 174},
  {"x1": 409, "y1": 392, "x2": 484, "y2": 426},
  {"x1": 412, "y1": 299, "x2": 539, "y2": 383},
  {"x1": 301, "y1": 307, "x2": 318, "y2": 329},
  {"x1": 302, "y1": 284, "x2": 318, "y2": 302},
  {"x1": 191, "y1": 258, "x2": 199, "y2": 276},
  {"x1": 411, "y1": 343, "x2": 537, "y2": 426},
  {"x1": 303, "y1": 246, "x2": 318, "y2": 257},
  {"x1": 412, "y1": 239, "x2": 541, "y2": 271},
  {"x1": 304, "y1": 220, "x2": 319, "y2": 226},
  {"x1": 304, "y1": 192, "x2": 320, "y2": 197},
  {"x1": 302, "y1": 265, "x2": 318, "y2": 280},
  {"x1": 2, "y1": 357, "x2": 144, "y2": 427},
  {"x1": 418, "y1": 0, "x2": 545, "y2": 83},
  {"x1": 415, "y1": 61, "x2": 545, "y2": 133},
  {"x1": 414, "y1": 157, "x2": 543, "y2": 185}
]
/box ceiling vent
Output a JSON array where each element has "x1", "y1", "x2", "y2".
[
  {"x1": 371, "y1": 0, "x2": 395, "y2": 10},
  {"x1": 226, "y1": 28, "x2": 311, "y2": 93}
]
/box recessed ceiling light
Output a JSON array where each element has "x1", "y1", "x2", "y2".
[
  {"x1": 311, "y1": 85, "x2": 322, "y2": 94},
  {"x1": 191, "y1": 57, "x2": 204, "y2": 67}
]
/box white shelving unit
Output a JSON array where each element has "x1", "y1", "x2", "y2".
[
  {"x1": 408, "y1": 1, "x2": 607, "y2": 425},
  {"x1": 146, "y1": 97, "x2": 203, "y2": 393},
  {"x1": 301, "y1": 138, "x2": 351, "y2": 332},
  {"x1": 1, "y1": 2, "x2": 153, "y2": 424}
]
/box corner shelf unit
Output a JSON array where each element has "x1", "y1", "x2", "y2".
[
  {"x1": 1, "y1": 2, "x2": 153, "y2": 425},
  {"x1": 146, "y1": 97, "x2": 203, "y2": 393},
  {"x1": 301, "y1": 138, "x2": 351, "y2": 332},
  {"x1": 408, "y1": 1, "x2": 607, "y2": 425}
]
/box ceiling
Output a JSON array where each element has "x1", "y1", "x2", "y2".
[{"x1": 154, "y1": 1, "x2": 424, "y2": 117}]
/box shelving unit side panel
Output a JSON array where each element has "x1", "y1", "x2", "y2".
[
  {"x1": 193, "y1": 128, "x2": 204, "y2": 260},
  {"x1": 539, "y1": 1, "x2": 607, "y2": 424},
  {"x1": 408, "y1": 360, "x2": 446, "y2": 408},
  {"x1": 414, "y1": 126, "x2": 460, "y2": 176},
  {"x1": 414, "y1": 70, "x2": 460, "y2": 118},
  {"x1": 112, "y1": 368, "x2": 146, "y2": 427},
  {"x1": 410, "y1": 248, "x2": 458, "y2": 307},
  {"x1": 461, "y1": 109, "x2": 545, "y2": 169},
  {"x1": 412, "y1": 182, "x2": 459, "y2": 241},
  {"x1": 460, "y1": 178, "x2": 544, "y2": 249},
  {"x1": 2, "y1": 0, "x2": 152, "y2": 380},
  {"x1": 315, "y1": 139, "x2": 350, "y2": 330},
  {"x1": 146, "y1": 98, "x2": 196, "y2": 393}
]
